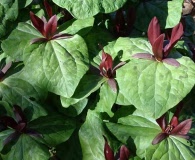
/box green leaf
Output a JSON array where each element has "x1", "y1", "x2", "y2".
[
  {"x1": 52, "y1": 0, "x2": 128, "y2": 19},
  {"x1": 2, "y1": 23, "x2": 88, "y2": 97},
  {"x1": 134, "y1": 0, "x2": 183, "y2": 31},
  {"x1": 29, "y1": 115, "x2": 76, "y2": 146},
  {"x1": 146, "y1": 137, "x2": 195, "y2": 160},
  {"x1": 1, "y1": 134, "x2": 50, "y2": 160},
  {"x1": 116, "y1": 56, "x2": 195, "y2": 118},
  {"x1": 20, "y1": 34, "x2": 89, "y2": 98},
  {"x1": 60, "y1": 98, "x2": 88, "y2": 117},
  {"x1": 1, "y1": 23, "x2": 41, "y2": 60},
  {"x1": 114, "y1": 37, "x2": 152, "y2": 61},
  {"x1": 0, "y1": 75, "x2": 47, "y2": 120},
  {"x1": 0, "y1": 0, "x2": 18, "y2": 38},
  {"x1": 79, "y1": 110, "x2": 107, "y2": 160},
  {"x1": 95, "y1": 82, "x2": 117, "y2": 117},
  {"x1": 56, "y1": 132, "x2": 82, "y2": 160},
  {"x1": 106, "y1": 114, "x2": 160, "y2": 158},
  {"x1": 60, "y1": 74, "x2": 105, "y2": 107},
  {"x1": 0, "y1": 130, "x2": 14, "y2": 151},
  {"x1": 18, "y1": 0, "x2": 32, "y2": 8},
  {"x1": 58, "y1": 17, "x2": 94, "y2": 36}
]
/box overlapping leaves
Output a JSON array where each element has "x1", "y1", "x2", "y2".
[
  {"x1": 106, "y1": 114, "x2": 195, "y2": 159},
  {"x1": 1, "y1": 20, "x2": 90, "y2": 97},
  {"x1": 52, "y1": 0, "x2": 128, "y2": 19},
  {"x1": 115, "y1": 37, "x2": 195, "y2": 118}
]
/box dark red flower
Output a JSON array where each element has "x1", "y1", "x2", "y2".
[
  {"x1": 0, "y1": 105, "x2": 42, "y2": 146},
  {"x1": 30, "y1": 0, "x2": 72, "y2": 44},
  {"x1": 104, "y1": 136, "x2": 130, "y2": 160},
  {"x1": 152, "y1": 105, "x2": 192, "y2": 145},
  {"x1": 99, "y1": 48, "x2": 125, "y2": 92},
  {"x1": 133, "y1": 17, "x2": 184, "y2": 67}
]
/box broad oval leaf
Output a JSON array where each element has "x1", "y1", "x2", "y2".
[
  {"x1": 21, "y1": 35, "x2": 89, "y2": 98},
  {"x1": 79, "y1": 110, "x2": 108, "y2": 160},
  {"x1": 0, "y1": 75, "x2": 47, "y2": 120},
  {"x1": 116, "y1": 56, "x2": 195, "y2": 118},
  {"x1": 1, "y1": 22, "x2": 41, "y2": 61},
  {"x1": 29, "y1": 115, "x2": 76, "y2": 146},
  {"x1": 0, "y1": 134, "x2": 50, "y2": 160},
  {"x1": 114, "y1": 37, "x2": 152, "y2": 61},
  {"x1": 95, "y1": 82, "x2": 117, "y2": 117},
  {"x1": 52, "y1": 0, "x2": 128, "y2": 19},
  {"x1": 106, "y1": 114, "x2": 161, "y2": 158},
  {"x1": 146, "y1": 136, "x2": 195, "y2": 160},
  {"x1": 58, "y1": 17, "x2": 94, "y2": 36}
]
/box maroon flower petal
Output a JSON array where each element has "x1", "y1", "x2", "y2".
[
  {"x1": 112, "y1": 61, "x2": 126, "y2": 72},
  {"x1": 162, "y1": 58, "x2": 180, "y2": 67},
  {"x1": 164, "y1": 23, "x2": 183, "y2": 57},
  {"x1": 44, "y1": 0, "x2": 53, "y2": 18},
  {"x1": 152, "y1": 132, "x2": 167, "y2": 145},
  {"x1": 103, "y1": 52, "x2": 113, "y2": 71},
  {"x1": 156, "y1": 114, "x2": 167, "y2": 131},
  {"x1": 152, "y1": 34, "x2": 164, "y2": 62},
  {"x1": 30, "y1": 11, "x2": 45, "y2": 36},
  {"x1": 171, "y1": 119, "x2": 192, "y2": 135},
  {"x1": 1, "y1": 62, "x2": 12, "y2": 74},
  {"x1": 148, "y1": 17, "x2": 161, "y2": 45},
  {"x1": 15, "y1": 123, "x2": 26, "y2": 132},
  {"x1": 99, "y1": 52, "x2": 113, "y2": 77},
  {"x1": 0, "y1": 116, "x2": 18, "y2": 129},
  {"x1": 169, "y1": 116, "x2": 179, "y2": 129},
  {"x1": 108, "y1": 78, "x2": 117, "y2": 92},
  {"x1": 13, "y1": 105, "x2": 26, "y2": 124},
  {"x1": 104, "y1": 136, "x2": 114, "y2": 160},
  {"x1": 3, "y1": 131, "x2": 20, "y2": 146},
  {"x1": 119, "y1": 145, "x2": 130, "y2": 160},
  {"x1": 26, "y1": 128, "x2": 43, "y2": 138},
  {"x1": 52, "y1": 33, "x2": 73, "y2": 40},
  {"x1": 45, "y1": 15, "x2": 57, "y2": 39},
  {"x1": 132, "y1": 53, "x2": 155, "y2": 60}
]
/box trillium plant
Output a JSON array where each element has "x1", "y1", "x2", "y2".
[
  {"x1": 132, "y1": 16, "x2": 183, "y2": 67},
  {"x1": 0, "y1": 0, "x2": 195, "y2": 159},
  {"x1": 99, "y1": 47, "x2": 126, "y2": 92},
  {"x1": 30, "y1": 0, "x2": 72, "y2": 44}
]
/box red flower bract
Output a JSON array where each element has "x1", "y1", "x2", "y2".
[
  {"x1": 104, "y1": 136, "x2": 130, "y2": 160},
  {"x1": 30, "y1": 0, "x2": 72, "y2": 44},
  {"x1": 99, "y1": 48, "x2": 125, "y2": 92},
  {"x1": 152, "y1": 105, "x2": 192, "y2": 145},
  {"x1": 132, "y1": 16, "x2": 184, "y2": 67}
]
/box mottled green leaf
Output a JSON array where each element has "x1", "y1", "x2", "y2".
[
  {"x1": 0, "y1": 75, "x2": 47, "y2": 120},
  {"x1": 79, "y1": 110, "x2": 106, "y2": 160},
  {"x1": 106, "y1": 114, "x2": 160, "y2": 158},
  {"x1": 60, "y1": 75, "x2": 105, "y2": 107},
  {"x1": 52, "y1": 0, "x2": 128, "y2": 19},
  {"x1": 146, "y1": 137, "x2": 195, "y2": 160},
  {"x1": 20, "y1": 34, "x2": 89, "y2": 98},
  {"x1": 95, "y1": 82, "x2": 117, "y2": 117},
  {"x1": 114, "y1": 37, "x2": 152, "y2": 61},
  {"x1": 29, "y1": 115, "x2": 76, "y2": 146},
  {"x1": 117, "y1": 56, "x2": 195, "y2": 118},
  {"x1": 114, "y1": 38, "x2": 195, "y2": 118},
  {"x1": 58, "y1": 17, "x2": 94, "y2": 36},
  {"x1": 1, "y1": 134, "x2": 49, "y2": 160}
]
